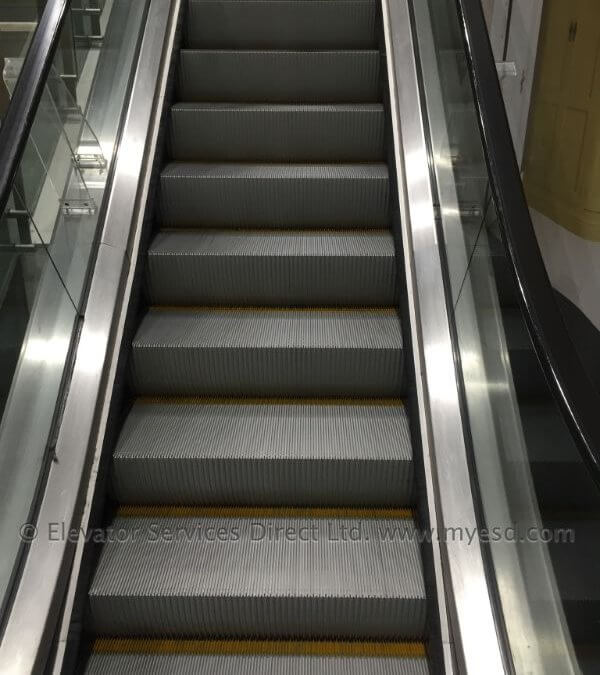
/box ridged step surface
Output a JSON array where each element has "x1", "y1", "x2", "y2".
[
  {"x1": 168, "y1": 103, "x2": 385, "y2": 161},
  {"x1": 88, "y1": 512, "x2": 427, "y2": 639},
  {"x1": 130, "y1": 308, "x2": 403, "y2": 396},
  {"x1": 85, "y1": 650, "x2": 428, "y2": 675},
  {"x1": 130, "y1": 308, "x2": 404, "y2": 397},
  {"x1": 177, "y1": 50, "x2": 380, "y2": 102},
  {"x1": 159, "y1": 163, "x2": 389, "y2": 228},
  {"x1": 146, "y1": 229, "x2": 397, "y2": 306},
  {"x1": 185, "y1": 0, "x2": 379, "y2": 49},
  {"x1": 112, "y1": 399, "x2": 413, "y2": 505}
]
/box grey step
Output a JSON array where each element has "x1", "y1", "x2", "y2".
[
  {"x1": 159, "y1": 163, "x2": 389, "y2": 228},
  {"x1": 185, "y1": 0, "x2": 379, "y2": 49},
  {"x1": 88, "y1": 513, "x2": 427, "y2": 638},
  {"x1": 177, "y1": 50, "x2": 381, "y2": 103},
  {"x1": 130, "y1": 308, "x2": 404, "y2": 397},
  {"x1": 168, "y1": 103, "x2": 385, "y2": 161},
  {"x1": 85, "y1": 652, "x2": 429, "y2": 674},
  {"x1": 112, "y1": 399, "x2": 413, "y2": 506},
  {"x1": 520, "y1": 401, "x2": 600, "y2": 512},
  {"x1": 546, "y1": 518, "x2": 600, "y2": 643},
  {"x1": 146, "y1": 229, "x2": 397, "y2": 306}
]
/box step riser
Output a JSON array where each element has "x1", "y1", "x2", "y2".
[
  {"x1": 159, "y1": 168, "x2": 390, "y2": 228},
  {"x1": 168, "y1": 106, "x2": 385, "y2": 161},
  {"x1": 112, "y1": 459, "x2": 414, "y2": 506},
  {"x1": 177, "y1": 51, "x2": 381, "y2": 103},
  {"x1": 130, "y1": 348, "x2": 404, "y2": 397},
  {"x1": 90, "y1": 596, "x2": 426, "y2": 640},
  {"x1": 146, "y1": 255, "x2": 397, "y2": 306},
  {"x1": 185, "y1": 0, "x2": 379, "y2": 49}
]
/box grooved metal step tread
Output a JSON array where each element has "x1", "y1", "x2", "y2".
[
  {"x1": 185, "y1": 0, "x2": 379, "y2": 49},
  {"x1": 112, "y1": 398, "x2": 413, "y2": 506},
  {"x1": 168, "y1": 103, "x2": 385, "y2": 161},
  {"x1": 88, "y1": 513, "x2": 427, "y2": 639},
  {"x1": 130, "y1": 308, "x2": 404, "y2": 397},
  {"x1": 177, "y1": 50, "x2": 381, "y2": 103},
  {"x1": 159, "y1": 163, "x2": 389, "y2": 228},
  {"x1": 146, "y1": 229, "x2": 397, "y2": 305}
]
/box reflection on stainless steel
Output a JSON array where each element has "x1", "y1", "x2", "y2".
[
  {"x1": 0, "y1": 0, "x2": 179, "y2": 675},
  {"x1": 0, "y1": 256, "x2": 76, "y2": 611},
  {"x1": 382, "y1": 0, "x2": 506, "y2": 672},
  {"x1": 411, "y1": 0, "x2": 580, "y2": 672},
  {"x1": 0, "y1": 0, "x2": 170, "y2": 673}
]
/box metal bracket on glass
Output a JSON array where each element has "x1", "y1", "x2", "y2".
[
  {"x1": 495, "y1": 61, "x2": 517, "y2": 78},
  {"x1": 61, "y1": 197, "x2": 97, "y2": 216},
  {"x1": 458, "y1": 202, "x2": 483, "y2": 219},
  {"x1": 74, "y1": 35, "x2": 105, "y2": 48},
  {"x1": 0, "y1": 243, "x2": 37, "y2": 252},
  {"x1": 72, "y1": 0, "x2": 104, "y2": 46},
  {"x1": 75, "y1": 141, "x2": 108, "y2": 170}
]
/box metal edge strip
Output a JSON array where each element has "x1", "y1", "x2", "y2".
[
  {"x1": 381, "y1": 0, "x2": 507, "y2": 672},
  {"x1": 0, "y1": 1, "x2": 181, "y2": 672}
]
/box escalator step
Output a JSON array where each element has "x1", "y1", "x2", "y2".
[
  {"x1": 85, "y1": 641, "x2": 428, "y2": 674},
  {"x1": 168, "y1": 103, "x2": 385, "y2": 162},
  {"x1": 185, "y1": 0, "x2": 379, "y2": 49},
  {"x1": 159, "y1": 163, "x2": 389, "y2": 228},
  {"x1": 88, "y1": 511, "x2": 427, "y2": 639},
  {"x1": 112, "y1": 399, "x2": 413, "y2": 506},
  {"x1": 130, "y1": 307, "x2": 404, "y2": 397},
  {"x1": 146, "y1": 229, "x2": 397, "y2": 306},
  {"x1": 177, "y1": 50, "x2": 381, "y2": 103}
]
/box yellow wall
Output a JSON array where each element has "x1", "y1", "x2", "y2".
[{"x1": 523, "y1": 0, "x2": 600, "y2": 240}]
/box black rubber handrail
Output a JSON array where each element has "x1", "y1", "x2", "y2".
[
  {"x1": 0, "y1": 0, "x2": 70, "y2": 217},
  {"x1": 454, "y1": 0, "x2": 600, "y2": 485}
]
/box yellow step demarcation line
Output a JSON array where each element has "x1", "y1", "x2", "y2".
[
  {"x1": 149, "y1": 305, "x2": 398, "y2": 314},
  {"x1": 136, "y1": 396, "x2": 404, "y2": 407},
  {"x1": 117, "y1": 505, "x2": 415, "y2": 519},
  {"x1": 93, "y1": 638, "x2": 426, "y2": 658}
]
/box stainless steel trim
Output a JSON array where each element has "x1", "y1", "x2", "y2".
[
  {"x1": 411, "y1": 1, "x2": 578, "y2": 672},
  {"x1": 381, "y1": 0, "x2": 507, "y2": 672},
  {"x1": 0, "y1": 1, "x2": 180, "y2": 672}
]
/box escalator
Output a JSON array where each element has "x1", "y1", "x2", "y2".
[
  {"x1": 2, "y1": 0, "x2": 600, "y2": 673},
  {"x1": 78, "y1": 1, "x2": 433, "y2": 672}
]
